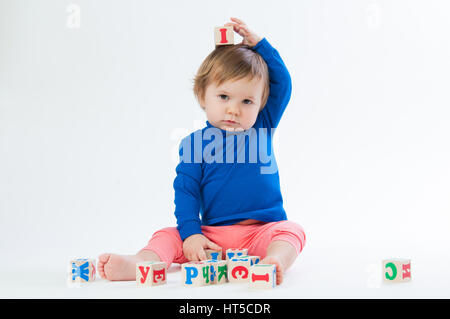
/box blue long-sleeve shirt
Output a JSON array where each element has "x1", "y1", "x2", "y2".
[{"x1": 174, "y1": 37, "x2": 292, "y2": 240}]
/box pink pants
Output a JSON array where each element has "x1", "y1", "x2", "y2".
[{"x1": 141, "y1": 220, "x2": 306, "y2": 268}]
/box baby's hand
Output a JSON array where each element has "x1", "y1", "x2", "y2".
[
  {"x1": 182, "y1": 233, "x2": 222, "y2": 261},
  {"x1": 224, "y1": 17, "x2": 262, "y2": 47}
]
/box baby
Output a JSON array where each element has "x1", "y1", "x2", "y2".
[{"x1": 98, "y1": 17, "x2": 306, "y2": 285}]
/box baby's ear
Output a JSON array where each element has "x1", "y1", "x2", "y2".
[{"x1": 197, "y1": 94, "x2": 206, "y2": 110}]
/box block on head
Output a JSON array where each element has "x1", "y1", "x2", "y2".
[{"x1": 214, "y1": 26, "x2": 234, "y2": 46}]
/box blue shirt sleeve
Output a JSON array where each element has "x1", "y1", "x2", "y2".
[
  {"x1": 173, "y1": 135, "x2": 203, "y2": 241},
  {"x1": 252, "y1": 37, "x2": 292, "y2": 128}
]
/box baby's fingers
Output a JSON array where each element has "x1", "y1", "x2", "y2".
[
  {"x1": 185, "y1": 247, "x2": 199, "y2": 261},
  {"x1": 224, "y1": 23, "x2": 249, "y2": 39},
  {"x1": 205, "y1": 240, "x2": 222, "y2": 252},
  {"x1": 198, "y1": 249, "x2": 208, "y2": 261},
  {"x1": 224, "y1": 22, "x2": 241, "y2": 33},
  {"x1": 186, "y1": 251, "x2": 195, "y2": 261},
  {"x1": 230, "y1": 17, "x2": 246, "y2": 26}
]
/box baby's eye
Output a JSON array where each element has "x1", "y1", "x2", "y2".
[
  {"x1": 243, "y1": 99, "x2": 253, "y2": 105},
  {"x1": 218, "y1": 94, "x2": 229, "y2": 100}
]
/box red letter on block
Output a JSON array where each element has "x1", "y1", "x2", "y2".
[
  {"x1": 219, "y1": 28, "x2": 228, "y2": 43},
  {"x1": 402, "y1": 263, "x2": 411, "y2": 279},
  {"x1": 252, "y1": 273, "x2": 269, "y2": 282},
  {"x1": 153, "y1": 268, "x2": 166, "y2": 283},
  {"x1": 138, "y1": 266, "x2": 150, "y2": 284},
  {"x1": 232, "y1": 266, "x2": 249, "y2": 279}
]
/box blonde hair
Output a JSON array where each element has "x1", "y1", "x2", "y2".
[{"x1": 193, "y1": 43, "x2": 269, "y2": 110}]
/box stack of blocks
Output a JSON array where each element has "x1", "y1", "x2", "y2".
[
  {"x1": 226, "y1": 248, "x2": 248, "y2": 260},
  {"x1": 70, "y1": 258, "x2": 96, "y2": 283},
  {"x1": 181, "y1": 248, "x2": 277, "y2": 289},
  {"x1": 228, "y1": 255, "x2": 260, "y2": 283},
  {"x1": 182, "y1": 260, "x2": 228, "y2": 286}
]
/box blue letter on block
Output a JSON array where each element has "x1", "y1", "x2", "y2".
[
  {"x1": 210, "y1": 252, "x2": 219, "y2": 260},
  {"x1": 185, "y1": 266, "x2": 198, "y2": 285},
  {"x1": 72, "y1": 260, "x2": 90, "y2": 281}
]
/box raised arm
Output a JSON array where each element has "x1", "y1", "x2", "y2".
[
  {"x1": 225, "y1": 17, "x2": 292, "y2": 128},
  {"x1": 253, "y1": 37, "x2": 292, "y2": 128}
]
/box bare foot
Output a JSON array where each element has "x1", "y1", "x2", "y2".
[
  {"x1": 259, "y1": 255, "x2": 285, "y2": 285},
  {"x1": 98, "y1": 250, "x2": 160, "y2": 281}
]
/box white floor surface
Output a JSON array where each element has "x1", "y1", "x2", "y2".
[{"x1": 2, "y1": 241, "x2": 449, "y2": 299}]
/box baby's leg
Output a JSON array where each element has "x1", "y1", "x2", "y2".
[
  {"x1": 259, "y1": 240, "x2": 298, "y2": 285},
  {"x1": 98, "y1": 227, "x2": 186, "y2": 281},
  {"x1": 245, "y1": 220, "x2": 306, "y2": 285},
  {"x1": 98, "y1": 250, "x2": 160, "y2": 281}
]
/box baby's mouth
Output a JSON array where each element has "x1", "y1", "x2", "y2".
[
  {"x1": 222, "y1": 123, "x2": 244, "y2": 132},
  {"x1": 223, "y1": 120, "x2": 238, "y2": 125}
]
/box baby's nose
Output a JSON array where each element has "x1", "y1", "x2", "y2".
[{"x1": 226, "y1": 104, "x2": 240, "y2": 115}]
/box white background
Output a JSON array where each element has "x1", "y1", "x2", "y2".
[{"x1": 1, "y1": 0, "x2": 449, "y2": 298}]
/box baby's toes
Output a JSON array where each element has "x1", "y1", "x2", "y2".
[
  {"x1": 97, "y1": 253, "x2": 111, "y2": 278},
  {"x1": 260, "y1": 256, "x2": 284, "y2": 285}
]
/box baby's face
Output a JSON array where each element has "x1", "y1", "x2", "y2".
[{"x1": 199, "y1": 76, "x2": 265, "y2": 132}]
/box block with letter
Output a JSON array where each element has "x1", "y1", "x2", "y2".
[
  {"x1": 227, "y1": 256, "x2": 260, "y2": 283},
  {"x1": 182, "y1": 261, "x2": 211, "y2": 286},
  {"x1": 382, "y1": 258, "x2": 411, "y2": 283},
  {"x1": 216, "y1": 260, "x2": 228, "y2": 284},
  {"x1": 205, "y1": 249, "x2": 222, "y2": 261},
  {"x1": 249, "y1": 264, "x2": 276, "y2": 289},
  {"x1": 70, "y1": 258, "x2": 96, "y2": 283},
  {"x1": 214, "y1": 26, "x2": 234, "y2": 46},
  {"x1": 243, "y1": 255, "x2": 260, "y2": 266},
  {"x1": 136, "y1": 261, "x2": 167, "y2": 286},
  {"x1": 225, "y1": 248, "x2": 248, "y2": 261},
  {"x1": 201, "y1": 260, "x2": 228, "y2": 284}
]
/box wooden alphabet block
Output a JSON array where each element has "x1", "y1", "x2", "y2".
[
  {"x1": 216, "y1": 260, "x2": 228, "y2": 284},
  {"x1": 227, "y1": 255, "x2": 259, "y2": 283},
  {"x1": 70, "y1": 258, "x2": 96, "y2": 283},
  {"x1": 214, "y1": 26, "x2": 234, "y2": 46},
  {"x1": 239, "y1": 255, "x2": 260, "y2": 266},
  {"x1": 182, "y1": 261, "x2": 211, "y2": 286},
  {"x1": 249, "y1": 264, "x2": 276, "y2": 289},
  {"x1": 382, "y1": 258, "x2": 411, "y2": 283},
  {"x1": 204, "y1": 249, "x2": 222, "y2": 261},
  {"x1": 136, "y1": 261, "x2": 167, "y2": 286},
  {"x1": 225, "y1": 248, "x2": 248, "y2": 261},
  {"x1": 201, "y1": 260, "x2": 228, "y2": 284}
]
